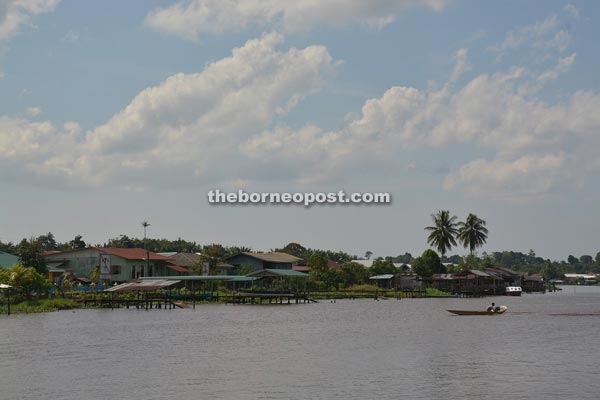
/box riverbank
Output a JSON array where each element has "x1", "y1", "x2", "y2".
[
  {"x1": 0, "y1": 298, "x2": 80, "y2": 314},
  {"x1": 2, "y1": 288, "x2": 454, "y2": 314}
]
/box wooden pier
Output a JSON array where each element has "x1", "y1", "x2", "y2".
[{"x1": 229, "y1": 291, "x2": 312, "y2": 305}]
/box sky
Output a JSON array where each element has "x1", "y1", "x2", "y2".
[{"x1": 1, "y1": 0, "x2": 599, "y2": 261}]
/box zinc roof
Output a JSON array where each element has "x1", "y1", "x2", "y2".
[
  {"x1": 234, "y1": 252, "x2": 303, "y2": 264},
  {"x1": 246, "y1": 269, "x2": 308, "y2": 278},
  {"x1": 94, "y1": 247, "x2": 173, "y2": 261},
  {"x1": 104, "y1": 279, "x2": 180, "y2": 292}
]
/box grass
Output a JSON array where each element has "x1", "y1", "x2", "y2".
[
  {"x1": 0, "y1": 298, "x2": 80, "y2": 314},
  {"x1": 425, "y1": 287, "x2": 453, "y2": 297}
]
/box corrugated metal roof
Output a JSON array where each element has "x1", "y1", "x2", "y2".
[
  {"x1": 104, "y1": 279, "x2": 180, "y2": 292},
  {"x1": 468, "y1": 269, "x2": 492, "y2": 277},
  {"x1": 140, "y1": 275, "x2": 236, "y2": 281},
  {"x1": 246, "y1": 269, "x2": 309, "y2": 278},
  {"x1": 94, "y1": 247, "x2": 173, "y2": 261},
  {"x1": 228, "y1": 276, "x2": 257, "y2": 282},
  {"x1": 159, "y1": 252, "x2": 200, "y2": 267},
  {"x1": 369, "y1": 274, "x2": 395, "y2": 280},
  {"x1": 232, "y1": 252, "x2": 303, "y2": 263},
  {"x1": 166, "y1": 263, "x2": 190, "y2": 273}
]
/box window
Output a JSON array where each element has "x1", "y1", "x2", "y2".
[{"x1": 111, "y1": 265, "x2": 121, "y2": 275}]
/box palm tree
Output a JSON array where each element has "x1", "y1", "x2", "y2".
[
  {"x1": 425, "y1": 210, "x2": 459, "y2": 271},
  {"x1": 457, "y1": 213, "x2": 488, "y2": 255}
]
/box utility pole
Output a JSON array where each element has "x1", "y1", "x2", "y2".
[{"x1": 142, "y1": 221, "x2": 150, "y2": 277}]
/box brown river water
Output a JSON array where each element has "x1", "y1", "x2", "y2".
[{"x1": 1, "y1": 285, "x2": 599, "y2": 400}]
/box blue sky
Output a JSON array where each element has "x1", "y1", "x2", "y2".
[{"x1": 1, "y1": 0, "x2": 599, "y2": 261}]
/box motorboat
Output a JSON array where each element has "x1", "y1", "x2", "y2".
[
  {"x1": 447, "y1": 305, "x2": 508, "y2": 315},
  {"x1": 504, "y1": 286, "x2": 522, "y2": 296}
]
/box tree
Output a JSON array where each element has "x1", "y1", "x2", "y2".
[
  {"x1": 89, "y1": 266, "x2": 100, "y2": 283},
  {"x1": 457, "y1": 213, "x2": 488, "y2": 255},
  {"x1": 463, "y1": 254, "x2": 478, "y2": 270},
  {"x1": 339, "y1": 262, "x2": 368, "y2": 287},
  {"x1": 425, "y1": 210, "x2": 458, "y2": 272},
  {"x1": 308, "y1": 253, "x2": 338, "y2": 290},
  {"x1": 106, "y1": 235, "x2": 135, "y2": 248},
  {"x1": 69, "y1": 235, "x2": 86, "y2": 249},
  {"x1": 543, "y1": 262, "x2": 563, "y2": 281},
  {"x1": 394, "y1": 252, "x2": 413, "y2": 263},
  {"x1": 364, "y1": 251, "x2": 373, "y2": 260},
  {"x1": 369, "y1": 259, "x2": 397, "y2": 275},
  {"x1": 412, "y1": 249, "x2": 441, "y2": 278},
  {"x1": 197, "y1": 244, "x2": 227, "y2": 275},
  {"x1": 7, "y1": 264, "x2": 50, "y2": 300},
  {"x1": 279, "y1": 242, "x2": 308, "y2": 259},
  {"x1": 37, "y1": 232, "x2": 58, "y2": 251},
  {"x1": 226, "y1": 246, "x2": 253, "y2": 257},
  {"x1": 17, "y1": 238, "x2": 47, "y2": 274},
  {"x1": 567, "y1": 255, "x2": 578, "y2": 265},
  {"x1": 580, "y1": 255, "x2": 593, "y2": 265},
  {"x1": 237, "y1": 264, "x2": 254, "y2": 276},
  {"x1": 480, "y1": 257, "x2": 493, "y2": 270}
]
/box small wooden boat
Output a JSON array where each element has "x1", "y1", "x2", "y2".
[{"x1": 447, "y1": 306, "x2": 508, "y2": 316}]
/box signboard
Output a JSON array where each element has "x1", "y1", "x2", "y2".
[
  {"x1": 100, "y1": 254, "x2": 111, "y2": 278},
  {"x1": 202, "y1": 262, "x2": 210, "y2": 276}
]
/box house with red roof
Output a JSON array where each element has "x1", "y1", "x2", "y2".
[{"x1": 45, "y1": 247, "x2": 185, "y2": 283}]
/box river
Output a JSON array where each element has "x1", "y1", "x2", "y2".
[{"x1": 1, "y1": 286, "x2": 599, "y2": 400}]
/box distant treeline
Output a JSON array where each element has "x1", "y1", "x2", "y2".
[{"x1": 1, "y1": 233, "x2": 599, "y2": 278}]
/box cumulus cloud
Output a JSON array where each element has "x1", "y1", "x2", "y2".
[
  {"x1": 0, "y1": 34, "x2": 337, "y2": 187},
  {"x1": 0, "y1": 0, "x2": 58, "y2": 43},
  {"x1": 238, "y1": 43, "x2": 600, "y2": 197},
  {"x1": 144, "y1": 0, "x2": 448, "y2": 41},
  {"x1": 443, "y1": 153, "x2": 579, "y2": 198},
  {"x1": 3, "y1": 11, "x2": 599, "y2": 201}
]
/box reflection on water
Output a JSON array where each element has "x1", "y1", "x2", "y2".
[{"x1": 1, "y1": 286, "x2": 599, "y2": 400}]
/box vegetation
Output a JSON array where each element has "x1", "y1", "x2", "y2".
[
  {"x1": 425, "y1": 210, "x2": 458, "y2": 272},
  {"x1": 0, "y1": 264, "x2": 50, "y2": 300},
  {"x1": 457, "y1": 213, "x2": 488, "y2": 255},
  {"x1": 273, "y1": 242, "x2": 356, "y2": 263},
  {"x1": 2, "y1": 226, "x2": 600, "y2": 294},
  {"x1": 412, "y1": 249, "x2": 441, "y2": 278},
  {"x1": 0, "y1": 298, "x2": 79, "y2": 314},
  {"x1": 17, "y1": 238, "x2": 47, "y2": 274}
]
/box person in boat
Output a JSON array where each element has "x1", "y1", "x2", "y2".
[{"x1": 487, "y1": 302, "x2": 496, "y2": 312}]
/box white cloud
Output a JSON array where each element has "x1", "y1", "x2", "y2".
[
  {"x1": 0, "y1": 34, "x2": 337, "y2": 187},
  {"x1": 25, "y1": 106, "x2": 41, "y2": 116},
  {"x1": 144, "y1": 0, "x2": 448, "y2": 41},
  {"x1": 61, "y1": 29, "x2": 78, "y2": 43},
  {"x1": 449, "y1": 48, "x2": 472, "y2": 84},
  {"x1": 564, "y1": 3, "x2": 581, "y2": 18},
  {"x1": 488, "y1": 14, "x2": 571, "y2": 60},
  {"x1": 3, "y1": 12, "x2": 599, "y2": 201},
  {"x1": 238, "y1": 43, "x2": 600, "y2": 197},
  {"x1": 537, "y1": 53, "x2": 576, "y2": 82},
  {"x1": 0, "y1": 0, "x2": 58, "y2": 42},
  {"x1": 443, "y1": 153, "x2": 579, "y2": 198}
]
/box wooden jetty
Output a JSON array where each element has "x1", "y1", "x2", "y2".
[{"x1": 230, "y1": 291, "x2": 312, "y2": 305}]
